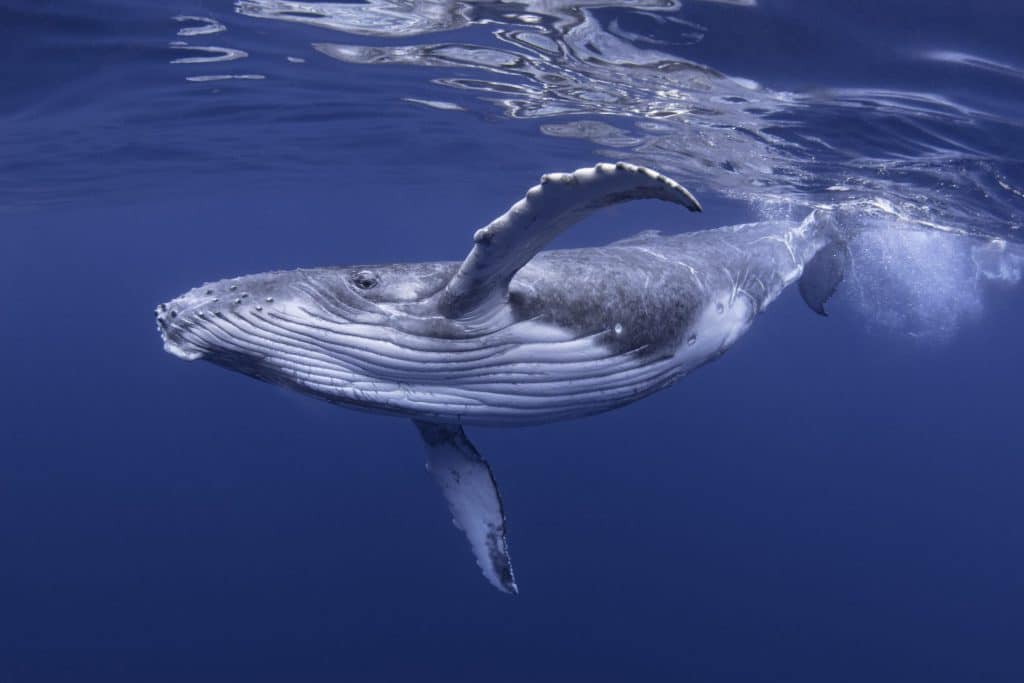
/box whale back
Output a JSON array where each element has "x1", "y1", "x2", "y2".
[{"x1": 510, "y1": 246, "x2": 705, "y2": 357}]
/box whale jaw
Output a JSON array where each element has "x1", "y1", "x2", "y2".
[
  {"x1": 155, "y1": 303, "x2": 204, "y2": 361},
  {"x1": 162, "y1": 336, "x2": 205, "y2": 361},
  {"x1": 154, "y1": 293, "x2": 217, "y2": 362}
]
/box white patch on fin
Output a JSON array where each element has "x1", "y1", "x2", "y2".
[{"x1": 414, "y1": 421, "x2": 517, "y2": 594}]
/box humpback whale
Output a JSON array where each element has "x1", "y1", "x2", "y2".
[{"x1": 156, "y1": 163, "x2": 845, "y2": 593}]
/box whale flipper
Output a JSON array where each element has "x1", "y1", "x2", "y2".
[
  {"x1": 414, "y1": 421, "x2": 517, "y2": 594},
  {"x1": 439, "y1": 162, "x2": 701, "y2": 317}
]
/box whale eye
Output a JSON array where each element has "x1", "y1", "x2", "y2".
[{"x1": 352, "y1": 270, "x2": 379, "y2": 290}]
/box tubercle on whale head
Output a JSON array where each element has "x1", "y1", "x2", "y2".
[
  {"x1": 155, "y1": 299, "x2": 207, "y2": 361},
  {"x1": 158, "y1": 269, "x2": 304, "y2": 364},
  {"x1": 154, "y1": 261, "x2": 474, "y2": 404}
]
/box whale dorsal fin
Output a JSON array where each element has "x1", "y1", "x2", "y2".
[
  {"x1": 439, "y1": 162, "x2": 701, "y2": 318},
  {"x1": 798, "y1": 211, "x2": 850, "y2": 316}
]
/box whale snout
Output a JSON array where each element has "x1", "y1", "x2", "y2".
[
  {"x1": 156, "y1": 281, "x2": 248, "y2": 361},
  {"x1": 156, "y1": 271, "x2": 303, "y2": 364},
  {"x1": 156, "y1": 294, "x2": 211, "y2": 361}
]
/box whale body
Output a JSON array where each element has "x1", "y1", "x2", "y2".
[{"x1": 157, "y1": 163, "x2": 845, "y2": 592}]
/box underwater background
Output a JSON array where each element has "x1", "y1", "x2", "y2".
[{"x1": 2, "y1": 0, "x2": 1023, "y2": 680}]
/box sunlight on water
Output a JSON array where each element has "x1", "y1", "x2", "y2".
[
  {"x1": 226, "y1": 0, "x2": 1024, "y2": 338},
  {"x1": 234, "y1": 0, "x2": 1024, "y2": 243},
  {"x1": 174, "y1": 15, "x2": 227, "y2": 37},
  {"x1": 5, "y1": 0, "x2": 1020, "y2": 340}
]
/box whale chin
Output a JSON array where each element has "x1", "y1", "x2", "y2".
[
  {"x1": 162, "y1": 337, "x2": 206, "y2": 362},
  {"x1": 156, "y1": 304, "x2": 208, "y2": 361}
]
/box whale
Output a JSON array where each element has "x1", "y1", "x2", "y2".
[{"x1": 156, "y1": 162, "x2": 846, "y2": 593}]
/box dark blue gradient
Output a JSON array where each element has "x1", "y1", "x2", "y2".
[{"x1": 2, "y1": 1, "x2": 1022, "y2": 680}]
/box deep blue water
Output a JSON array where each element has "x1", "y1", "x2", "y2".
[{"x1": 2, "y1": 0, "x2": 1023, "y2": 680}]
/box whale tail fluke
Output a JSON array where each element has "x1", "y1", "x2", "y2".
[{"x1": 799, "y1": 210, "x2": 851, "y2": 316}]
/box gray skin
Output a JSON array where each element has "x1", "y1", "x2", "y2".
[
  {"x1": 156, "y1": 163, "x2": 842, "y2": 593},
  {"x1": 158, "y1": 221, "x2": 829, "y2": 426}
]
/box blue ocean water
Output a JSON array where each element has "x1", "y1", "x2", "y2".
[{"x1": 2, "y1": 0, "x2": 1023, "y2": 680}]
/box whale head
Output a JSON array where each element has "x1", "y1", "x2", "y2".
[{"x1": 156, "y1": 262, "x2": 471, "y2": 413}]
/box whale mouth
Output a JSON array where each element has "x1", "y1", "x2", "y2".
[
  {"x1": 161, "y1": 335, "x2": 205, "y2": 361},
  {"x1": 155, "y1": 300, "x2": 209, "y2": 362}
]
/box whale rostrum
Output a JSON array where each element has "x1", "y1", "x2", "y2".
[{"x1": 157, "y1": 162, "x2": 845, "y2": 593}]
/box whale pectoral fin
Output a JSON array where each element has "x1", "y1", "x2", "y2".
[
  {"x1": 414, "y1": 420, "x2": 518, "y2": 594},
  {"x1": 439, "y1": 162, "x2": 701, "y2": 318},
  {"x1": 799, "y1": 238, "x2": 850, "y2": 316}
]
